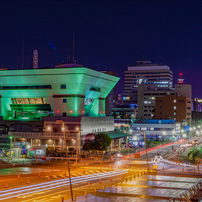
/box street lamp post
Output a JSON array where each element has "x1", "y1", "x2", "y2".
[
  {"x1": 56, "y1": 120, "x2": 73, "y2": 202},
  {"x1": 76, "y1": 128, "x2": 82, "y2": 168},
  {"x1": 141, "y1": 131, "x2": 149, "y2": 172}
]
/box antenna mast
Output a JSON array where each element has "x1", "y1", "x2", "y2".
[
  {"x1": 73, "y1": 29, "x2": 74, "y2": 63},
  {"x1": 22, "y1": 37, "x2": 24, "y2": 69}
]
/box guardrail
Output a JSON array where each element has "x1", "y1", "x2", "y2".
[
  {"x1": 8, "y1": 132, "x2": 76, "y2": 138},
  {"x1": 46, "y1": 156, "x2": 79, "y2": 161},
  {"x1": 167, "y1": 179, "x2": 202, "y2": 202}
]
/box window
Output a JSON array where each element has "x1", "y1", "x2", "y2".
[
  {"x1": 160, "y1": 112, "x2": 162, "y2": 115},
  {"x1": 174, "y1": 112, "x2": 176, "y2": 115},
  {"x1": 60, "y1": 84, "x2": 66, "y2": 89},
  {"x1": 1, "y1": 85, "x2": 52, "y2": 90},
  {"x1": 160, "y1": 106, "x2": 162, "y2": 108},
  {"x1": 144, "y1": 110, "x2": 147, "y2": 112},
  {"x1": 174, "y1": 106, "x2": 176, "y2": 110},
  {"x1": 174, "y1": 99, "x2": 176, "y2": 103},
  {"x1": 63, "y1": 112, "x2": 66, "y2": 116},
  {"x1": 12, "y1": 98, "x2": 45, "y2": 104},
  {"x1": 90, "y1": 86, "x2": 101, "y2": 92},
  {"x1": 63, "y1": 99, "x2": 67, "y2": 103}
]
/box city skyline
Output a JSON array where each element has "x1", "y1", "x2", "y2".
[{"x1": 0, "y1": 1, "x2": 201, "y2": 97}]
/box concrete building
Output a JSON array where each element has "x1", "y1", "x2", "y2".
[
  {"x1": 154, "y1": 95, "x2": 192, "y2": 125},
  {"x1": 111, "y1": 104, "x2": 138, "y2": 119},
  {"x1": 0, "y1": 63, "x2": 121, "y2": 152},
  {"x1": 101, "y1": 71, "x2": 117, "y2": 116},
  {"x1": 131, "y1": 119, "x2": 177, "y2": 136},
  {"x1": 192, "y1": 99, "x2": 202, "y2": 112},
  {"x1": 137, "y1": 84, "x2": 175, "y2": 119},
  {"x1": 122, "y1": 61, "x2": 173, "y2": 105}
]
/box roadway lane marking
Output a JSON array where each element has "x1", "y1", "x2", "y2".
[
  {"x1": 59, "y1": 175, "x2": 65, "y2": 178},
  {"x1": 52, "y1": 175, "x2": 58, "y2": 178}
]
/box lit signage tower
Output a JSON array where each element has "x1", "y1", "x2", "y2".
[{"x1": 33, "y1": 49, "x2": 38, "y2": 69}]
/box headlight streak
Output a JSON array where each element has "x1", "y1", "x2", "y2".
[{"x1": 0, "y1": 170, "x2": 127, "y2": 201}]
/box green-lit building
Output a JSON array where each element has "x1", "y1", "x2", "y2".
[
  {"x1": 0, "y1": 63, "x2": 119, "y2": 120},
  {"x1": 0, "y1": 63, "x2": 121, "y2": 153}
]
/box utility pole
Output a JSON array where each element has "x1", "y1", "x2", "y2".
[
  {"x1": 56, "y1": 120, "x2": 73, "y2": 201},
  {"x1": 142, "y1": 131, "x2": 149, "y2": 172}
]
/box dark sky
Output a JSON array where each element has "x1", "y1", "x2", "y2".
[{"x1": 0, "y1": 1, "x2": 201, "y2": 97}]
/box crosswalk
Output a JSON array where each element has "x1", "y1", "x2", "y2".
[
  {"x1": 128, "y1": 168, "x2": 147, "y2": 172},
  {"x1": 45, "y1": 170, "x2": 108, "y2": 179},
  {"x1": 44, "y1": 168, "x2": 147, "y2": 179}
]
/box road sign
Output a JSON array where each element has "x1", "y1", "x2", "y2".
[
  {"x1": 134, "y1": 154, "x2": 140, "y2": 159},
  {"x1": 184, "y1": 126, "x2": 190, "y2": 132}
]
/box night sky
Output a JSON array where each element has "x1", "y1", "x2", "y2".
[{"x1": 0, "y1": 1, "x2": 202, "y2": 97}]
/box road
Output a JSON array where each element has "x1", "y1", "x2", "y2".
[{"x1": 1, "y1": 136, "x2": 202, "y2": 202}]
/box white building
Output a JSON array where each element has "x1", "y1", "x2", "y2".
[{"x1": 122, "y1": 61, "x2": 173, "y2": 105}]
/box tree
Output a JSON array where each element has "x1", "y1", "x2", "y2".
[
  {"x1": 120, "y1": 110, "x2": 126, "y2": 119},
  {"x1": 83, "y1": 133, "x2": 112, "y2": 151},
  {"x1": 93, "y1": 133, "x2": 112, "y2": 150},
  {"x1": 112, "y1": 111, "x2": 117, "y2": 119}
]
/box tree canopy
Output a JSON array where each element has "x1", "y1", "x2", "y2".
[{"x1": 83, "y1": 133, "x2": 112, "y2": 151}]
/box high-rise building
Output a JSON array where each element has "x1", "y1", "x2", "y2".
[
  {"x1": 137, "y1": 84, "x2": 175, "y2": 119},
  {"x1": 33, "y1": 49, "x2": 38, "y2": 69},
  {"x1": 175, "y1": 73, "x2": 191, "y2": 98},
  {"x1": 154, "y1": 95, "x2": 192, "y2": 125},
  {"x1": 123, "y1": 61, "x2": 173, "y2": 105}
]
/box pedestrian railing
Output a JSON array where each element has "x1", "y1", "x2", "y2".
[{"x1": 167, "y1": 179, "x2": 202, "y2": 202}]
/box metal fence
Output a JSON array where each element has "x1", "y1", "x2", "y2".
[{"x1": 167, "y1": 179, "x2": 202, "y2": 202}]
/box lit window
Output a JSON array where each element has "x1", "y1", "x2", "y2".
[
  {"x1": 174, "y1": 99, "x2": 176, "y2": 103},
  {"x1": 174, "y1": 106, "x2": 176, "y2": 110},
  {"x1": 174, "y1": 112, "x2": 176, "y2": 115},
  {"x1": 89, "y1": 86, "x2": 101, "y2": 92},
  {"x1": 60, "y1": 84, "x2": 66, "y2": 89}
]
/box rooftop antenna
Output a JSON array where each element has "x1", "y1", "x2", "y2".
[
  {"x1": 22, "y1": 37, "x2": 24, "y2": 69},
  {"x1": 67, "y1": 55, "x2": 70, "y2": 63},
  {"x1": 73, "y1": 29, "x2": 75, "y2": 63}
]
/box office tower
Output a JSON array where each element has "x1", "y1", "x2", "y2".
[{"x1": 123, "y1": 61, "x2": 173, "y2": 105}]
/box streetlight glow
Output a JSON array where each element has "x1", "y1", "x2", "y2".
[{"x1": 162, "y1": 131, "x2": 166, "y2": 135}]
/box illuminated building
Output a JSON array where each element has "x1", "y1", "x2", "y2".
[
  {"x1": 138, "y1": 84, "x2": 174, "y2": 119},
  {"x1": 101, "y1": 71, "x2": 117, "y2": 116},
  {"x1": 122, "y1": 61, "x2": 173, "y2": 105},
  {"x1": 0, "y1": 63, "x2": 120, "y2": 151},
  {"x1": 154, "y1": 95, "x2": 192, "y2": 125}
]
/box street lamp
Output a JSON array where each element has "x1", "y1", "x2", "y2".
[
  {"x1": 56, "y1": 120, "x2": 73, "y2": 202},
  {"x1": 9, "y1": 136, "x2": 12, "y2": 149},
  {"x1": 76, "y1": 127, "x2": 82, "y2": 168},
  {"x1": 141, "y1": 131, "x2": 149, "y2": 172}
]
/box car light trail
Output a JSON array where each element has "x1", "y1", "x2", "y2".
[{"x1": 0, "y1": 170, "x2": 127, "y2": 201}]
